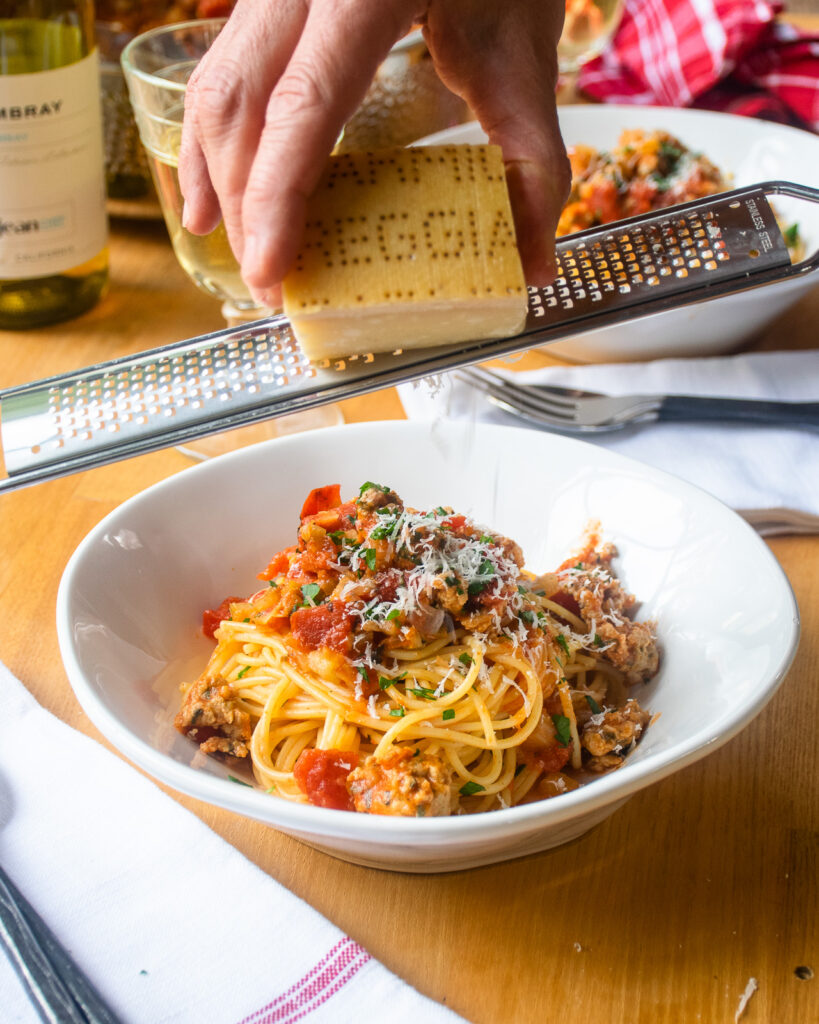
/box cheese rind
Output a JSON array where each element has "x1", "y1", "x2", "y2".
[{"x1": 282, "y1": 145, "x2": 528, "y2": 360}]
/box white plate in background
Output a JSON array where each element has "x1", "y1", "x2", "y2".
[{"x1": 420, "y1": 106, "x2": 819, "y2": 362}]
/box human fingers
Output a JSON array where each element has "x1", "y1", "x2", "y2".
[
  {"x1": 178, "y1": 0, "x2": 309, "y2": 260},
  {"x1": 424, "y1": 0, "x2": 570, "y2": 286},
  {"x1": 239, "y1": 0, "x2": 419, "y2": 304}
]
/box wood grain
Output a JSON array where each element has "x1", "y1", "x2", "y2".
[{"x1": 1, "y1": 162, "x2": 817, "y2": 1024}]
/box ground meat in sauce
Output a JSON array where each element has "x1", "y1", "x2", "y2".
[
  {"x1": 174, "y1": 675, "x2": 251, "y2": 758},
  {"x1": 357, "y1": 485, "x2": 402, "y2": 513},
  {"x1": 347, "y1": 748, "x2": 453, "y2": 817},
  {"x1": 581, "y1": 699, "x2": 651, "y2": 771},
  {"x1": 556, "y1": 544, "x2": 659, "y2": 684}
]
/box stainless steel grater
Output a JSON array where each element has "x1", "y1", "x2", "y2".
[{"x1": 2, "y1": 180, "x2": 817, "y2": 492}]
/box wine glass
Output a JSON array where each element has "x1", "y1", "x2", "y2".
[
  {"x1": 120, "y1": 18, "x2": 342, "y2": 458},
  {"x1": 558, "y1": 0, "x2": 625, "y2": 99}
]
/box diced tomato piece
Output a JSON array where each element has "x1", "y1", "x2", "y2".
[
  {"x1": 588, "y1": 179, "x2": 620, "y2": 224},
  {"x1": 202, "y1": 596, "x2": 243, "y2": 639},
  {"x1": 293, "y1": 748, "x2": 359, "y2": 811},
  {"x1": 290, "y1": 601, "x2": 354, "y2": 653},
  {"x1": 443, "y1": 514, "x2": 467, "y2": 531},
  {"x1": 548, "y1": 591, "x2": 583, "y2": 620},
  {"x1": 258, "y1": 545, "x2": 297, "y2": 581},
  {"x1": 627, "y1": 178, "x2": 659, "y2": 216},
  {"x1": 300, "y1": 484, "x2": 342, "y2": 520},
  {"x1": 298, "y1": 547, "x2": 336, "y2": 574},
  {"x1": 374, "y1": 568, "x2": 402, "y2": 604},
  {"x1": 300, "y1": 501, "x2": 357, "y2": 536}
]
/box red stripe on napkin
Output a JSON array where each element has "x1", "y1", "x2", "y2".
[
  {"x1": 578, "y1": 0, "x2": 819, "y2": 131},
  {"x1": 237, "y1": 938, "x2": 371, "y2": 1024}
]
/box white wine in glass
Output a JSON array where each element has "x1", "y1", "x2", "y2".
[
  {"x1": 149, "y1": 153, "x2": 261, "y2": 317},
  {"x1": 121, "y1": 18, "x2": 343, "y2": 457}
]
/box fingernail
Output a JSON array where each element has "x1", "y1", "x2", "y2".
[{"x1": 181, "y1": 201, "x2": 191, "y2": 231}]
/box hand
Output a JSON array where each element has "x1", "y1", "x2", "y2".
[{"x1": 179, "y1": 0, "x2": 570, "y2": 308}]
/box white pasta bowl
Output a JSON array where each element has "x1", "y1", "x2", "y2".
[
  {"x1": 420, "y1": 106, "x2": 819, "y2": 362},
  {"x1": 57, "y1": 421, "x2": 799, "y2": 872}
]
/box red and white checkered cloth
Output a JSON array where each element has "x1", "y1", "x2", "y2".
[{"x1": 577, "y1": 0, "x2": 819, "y2": 131}]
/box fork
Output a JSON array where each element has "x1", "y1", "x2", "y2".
[
  {"x1": 457, "y1": 366, "x2": 819, "y2": 434},
  {"x1": 0, "y1": 863, "x2": 120, "y2": 1023}
]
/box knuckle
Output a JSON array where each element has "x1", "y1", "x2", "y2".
[
  {"x1": 269, "y1": 58, "x2": 333, "y2": 122},
  {"x1": 191, "y1": 58, "x2": 250, "y2": 127}
]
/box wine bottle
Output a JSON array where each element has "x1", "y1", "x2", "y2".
[{"x1": 0, "y1": 0, "x2": 108, "y2": 329}]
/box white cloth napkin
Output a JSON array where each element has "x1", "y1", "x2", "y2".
[
  {"x1": 398, "y1": 350, "x2": 819, "y2": 534},
  {"x1": 0, "y1": 662, "x2": 466, "y2": 1024}
]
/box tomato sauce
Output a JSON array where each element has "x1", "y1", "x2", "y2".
[
  {"x1": 521, "y1": 742, "x2": 572, "y2": 774},
  {"x1": 258, "y1": 545, "x2": 296, "y2": 581},
  {"x1": 290, "y1": 602, "x2": 354, "y2": 653},
  {"x1": 293, "y1": 748, "x2": 359, "y2": 810},
  {"x1": 548, "y1": 590, "x2": 583, "y2": 621},
  {"x1": 300, "y1": 484, "x2": 342, "y2": 519},
  {"x1": 202, "y1": 597, "x2": 242, "y2": 639}
]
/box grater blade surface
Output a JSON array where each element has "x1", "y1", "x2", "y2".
[{"x1": 1, "y1": 182, "x2": 816, "y2": 490}]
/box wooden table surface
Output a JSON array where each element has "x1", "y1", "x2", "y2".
[{"x1": 1, "y1": 191, "x2": 818, "y2": 1023}]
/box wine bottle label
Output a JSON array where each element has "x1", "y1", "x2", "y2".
[{"x1": 0, "y1": 51, "x2": 108, "y2": 280}]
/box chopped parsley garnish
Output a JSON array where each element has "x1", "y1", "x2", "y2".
[
  {"x1": 458, "y1": 653, "x2": 472, "y2": 666},
  {"x1": 227, "y1": 775, "x2": 252, "y2": 787},
  {"x1": 783, "y1": 222, "x2": 800, "y2": 247},
  {"x1": 459, "y1": 780, "x2": 485, "y2": 796},
  {"x1": 359, "y1": 480, "x2": 390, "y2": 496},
  {"x1": 593, "y1": 633, "x2": 604, "y2": 647},
  {"x1": 467, "y1": 558, "x2": 495, "y2": 595},
  {"x1": 551, "y1": 713, "x2": 572, "y2": 747},
  {"x1": 267, "y1": 579, "x2": 278, "y2": 588},
  {"x1": 442, "y1": 708, "x2": 455, "y2": 721},
  {"x1": 378, "y1": 676, "x2": 394, "y2": 690},
  {"x1": 363, "y1": 547, "x2": 377, "y2": 571},
  {"x1": 659, "y1": 140, "x2": 683, "y2": 162},
  {"x1": 410, "y1": 686, "x2": 437, "y2": 701},
  {"x1": 480, "y1": 534, "x2": 495, "y2": 544},
  {"x1": 328, "y1": 530, "x2": 345, "y2": 544},
  {"x1": 370, "y1": 521, "x2": 395, "y2": 540},
  {"x1": 389, "y1": 707, "x2": 406, "y2": 718},
  {"x1": 386, "y1": 608, "x2": 401, "y2": 621},
  {"x1": 300, "y1": 582, "x2": 322, "y2": 606},
  {"x1": 556, "y1": 634, "x2": 571, "y2": 657},
  {"x1": 236, "y1": 665, "x2": 250, "y2": 679},
  {"x1": 519, "y1": 610, "x2": 535, "y2": 625},
  {"x1": 585, "y1": 694, "x2": 602, "y2": 715}
]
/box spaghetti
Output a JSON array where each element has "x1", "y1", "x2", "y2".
[{"x1": 175, "y1": 483, "x2": 659, "y2": 816}]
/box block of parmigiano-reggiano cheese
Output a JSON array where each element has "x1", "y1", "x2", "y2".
[{"x1": 282, "y1": 145, "x2": 528, "y2": 360}]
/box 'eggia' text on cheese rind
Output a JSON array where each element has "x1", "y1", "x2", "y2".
[{"x1": 282, "y1": 144, "x2": 528, "y2": 361}]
